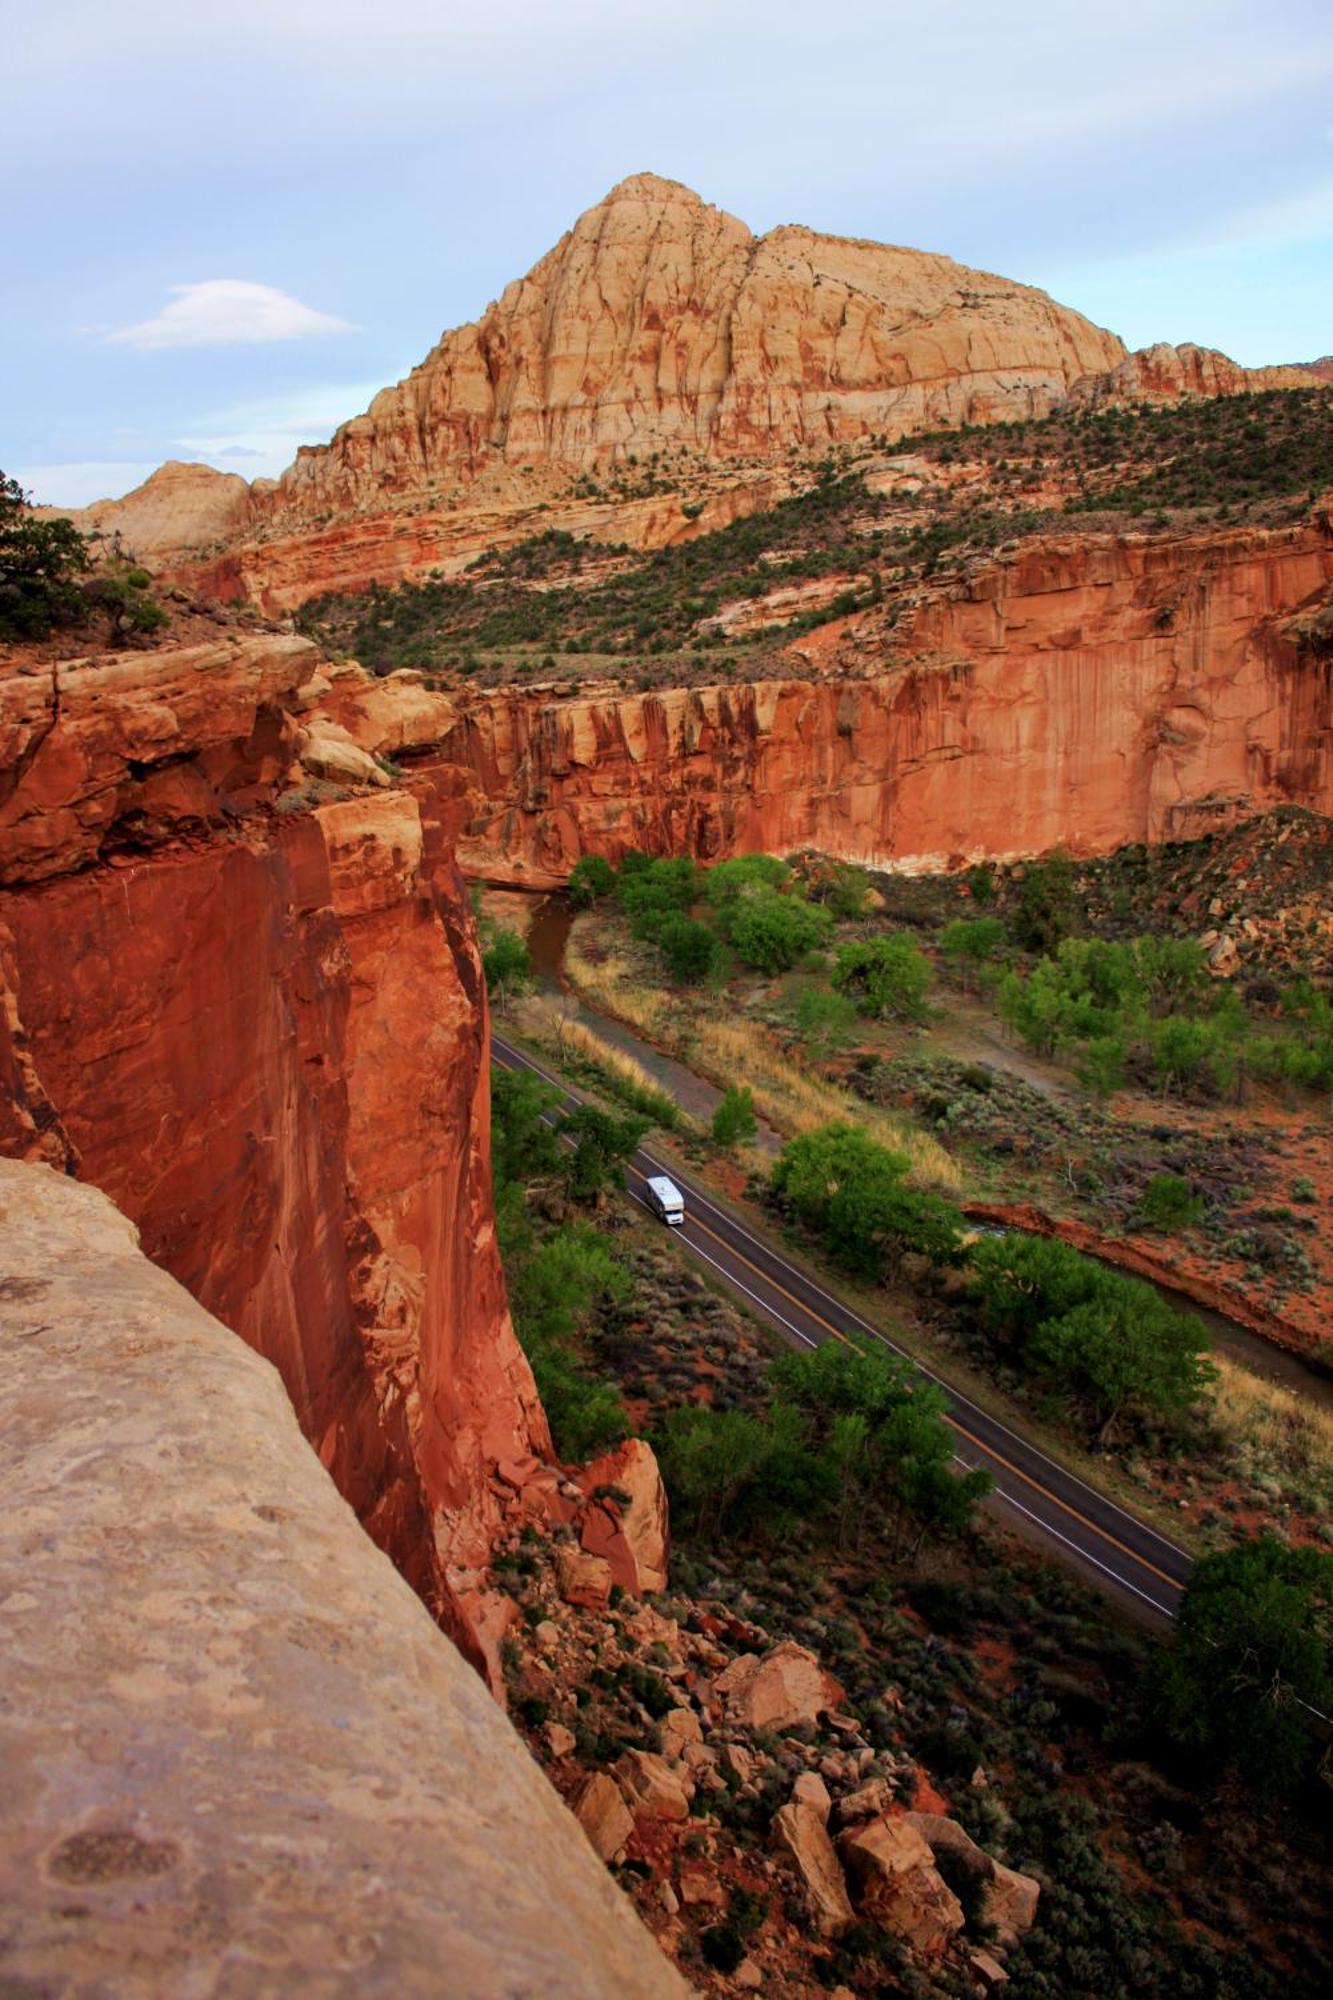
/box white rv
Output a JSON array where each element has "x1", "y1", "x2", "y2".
[{"x1": 644, "y1": 1175, "x2": 686, "y2": 1227}]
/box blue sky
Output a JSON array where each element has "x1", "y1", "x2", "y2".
[{"x1": 7, "y1": 0, "x2": 1333, "y2": 506}]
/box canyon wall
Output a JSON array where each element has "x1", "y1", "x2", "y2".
[
  {"x1": 0, "y1": 635, "x2": 547, "y2": 1659},
  {"x1": 327, "y1": 516, "x2": 1333, "y2": 880},
  {"x1": 0, "y1": 1159, "x2": 685, "y2": 1998}
]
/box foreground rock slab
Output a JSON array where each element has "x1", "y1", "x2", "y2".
[{"x1": 0, "y1": 1161, "x2": 686, "y2": 1999}]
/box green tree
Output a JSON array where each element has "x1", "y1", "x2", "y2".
[
  {"x1": 510, "y1": 1224, "x2": 632, "y2": 1458},
  {"x1": 1154, "y1": 1538, "x2": 1333, "y2": 1792},
  {"x1": 1011, "y1": 850, "x2": 1077, "y2": 954},
  {"x1": 616, "y1": 855, "x2": 697, "y2": 940},
  {"x1": 770, "y1": 1338, "x2": 990, "y2": 1548},
  {"x1": 567, "y1": 854, "x2": 616, "y2": 907},
  {"x1": 1028, "y1": 1291, "x2": 1214, "y2": 1441},
  {"x1": 658, "y1": 913, "x2": 718, "y2": 984},
  {"x1": 0, "y1": 471, "x2": 90, "y2": 638},
  {"x1": 726, "y1": 891, "x2": 832, "y2": 974},
  {"x1": 703, "y1": 854, "x2": 792, "y2": 908},
  {"x1": 832, "y1": 934, "x2": 931, "y2": 1019},
  {"x1": 712, "y1": 1084, "x2": 758, "y2": 1148},
  {"x1": 556, "y1": 1104, "x2": 648, "y2": 1202},
  {"x1": 938, "y1": 916, "x2": 1006, "y2": 990},
  {"x1": 772, "y1": 1123, "x2": 962, "y2": 1277},
  {"x1": 482, "y1": 926, "x2": 532, "y2": 1007},
  {"x1": 490, "y1": 1066, "x2": 561, "y2": 1190}
]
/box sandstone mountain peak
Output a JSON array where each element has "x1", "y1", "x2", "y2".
[{"x1": 260, "y1": 176, "x2": 1124, "y2": 530}]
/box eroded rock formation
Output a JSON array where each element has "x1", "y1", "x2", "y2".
[
  {"x1": 0, "y1": 633, "x2": 548, "y2": 1659},
  {"x1": 325, "y1": 514, "x2": 1333, "y2": 879},
  {"x1": 0, "y1": 1159, "x2": 686, "y2": 1998},
  {"x1": 1067, "y1": 341, "x2": 1319, "y2": 408}
]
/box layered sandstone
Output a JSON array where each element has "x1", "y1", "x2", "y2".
[
  {"x1": 1068, "y1": 341, "x2": 1320, "y2": 408},
  {"x1": 326, "y1": 515, "x2": 1333, "y2": 879},
  {"x1": 269, "y1": 175, "x2": 1124, "y2": 515},
  {"x1": 0, "y1": 634, "x2": 548, "y2": 1655},
  {"x1": 0, "y1": 1160, "x2": 686, "y2": 1998}
]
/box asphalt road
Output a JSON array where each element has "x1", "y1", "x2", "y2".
[{"x1": 493, "y1": 1034, "x2": 1193, "y2": 1623}]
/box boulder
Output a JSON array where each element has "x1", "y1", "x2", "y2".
[
  {"x1": 835, "y1": 1778, "x2": 894, "y2": 1827},
  {"x1": 577, "y1": 1439, "x2": 669, "y2": 1596},
  {"x1": 713, "y1": 1642, "x2": 844, "y2": 1732},
  {"x1": 661, "y1": 1706, "x2": 704, "y2": 1762},
  {"x1": 573, "y1": 1773, "x2": 634, "y2": 1864},
  {"x1": 970, "y1": 1948, "x2": 1009, "y2": 1989},
  {"x1": 614, "y1": 1749, "x2": 692, "y2": 1823},
  {"x1": 297, "y1": 717, "x2": 389, "y2": 788},
  {"x1": 720, "y1": 1741, "x2": 756, "y2": 1787},
  {"x1": 986, "y1": 1859, "x2": 1041, "y2": 1949},
  {"x1": 555, "y1": 1546, "x2": 613, "y2": 1611},
  {"x1": 543, "y1": 1722, "x2": 577, "y2": 1761},
  {"x1": 792, "y1": 1771, "x2": 832, "y2": 1819},
  {"x1": 904, "y1": 1813, "x2": 1040, "y2": 1949},
  {"x1": 837, "y1": 1816, "x2": 965, "y2": 1956},
  {"x1": 772, "y1": 1802, "x2": 856, "y2": 1939}
]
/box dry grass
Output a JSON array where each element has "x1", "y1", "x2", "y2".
[
  {"x1": 564, "y1": 919, "x2": 960, "y2": 1191},
  {"x1": 1209, "y1": 1357, "x2": 1333, "y2": 1516},
  {"x1": 513, "y1": 993, "x2": 684, "y2": 1125}
]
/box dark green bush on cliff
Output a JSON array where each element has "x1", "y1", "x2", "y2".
[{"x1": 0, "y1": 471, "x2": 90, "y2": 638}]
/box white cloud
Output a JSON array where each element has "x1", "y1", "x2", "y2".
[
  {"x1": 109, "y1": 279, "x2": 355, "y2": 350},
  {"x1": 12, "y1": 461, "x2": 165, "y2": 508}
]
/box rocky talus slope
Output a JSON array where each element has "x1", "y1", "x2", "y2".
[
  {"x1": 0, "y1": 630, "x2": 551, "y2": 1662},
  {"x1": 323, "y1": 513, "x2": 1333, "y2": 880},
  {"x1": 0, "y1": 1159, "x2": 686, "y2": 1998}
]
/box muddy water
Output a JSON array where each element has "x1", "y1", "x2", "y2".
[{"x1": 522, "y1": 892, "x2": 1332, "y2": 1402}]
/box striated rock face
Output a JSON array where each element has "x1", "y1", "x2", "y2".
[
  {"x1": 330, "y1": 515, "x2": 1333, "y2": 878},
  {"x1": 0, "y1": 1160, "x2": 686, "y2": 1998},
  {"x1": 0, "y1": 636, "x2": 548, "y2": 1657},
  {"x1": 269, "y1": 174, "x2": 1124, "y2": 513},
  {"x1": 1068, "y1": 342, "x2": 1320, "y2": 408},
  {"x1": 59, "y1": 176, "x2": 1127, "y2": 607}
]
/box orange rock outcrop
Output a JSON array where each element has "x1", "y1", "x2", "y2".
[
  {"x1": 325, "y1": 515, "x2": 1333, "y2": 880},
  {"x1": 0, "y1": 634, "x2": 549, "y2": 1659},
  {"x1": 1068, "y1": 342, "x2": 1320, "y2": 408}
]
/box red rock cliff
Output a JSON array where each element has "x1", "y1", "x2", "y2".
[
  {"x1": 0, "y1": 634, "x2": 549, "y2": 1658},
  {"x1": 326, "y1": 516, "x2": 1333, "y2": 880}
]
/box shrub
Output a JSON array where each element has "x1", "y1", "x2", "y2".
[
  {"x1": 658, "y1": 914, "x2": 719, "y2": 984},
  {"x1": 712, "y1": 1084, "x2": 758, "y2": 1147},
  {"x1": 567, "y1": 854, "x2": 616, "y2": 907},
  {"x1": 1134, "y1": 1172, "x2": 1204, "y2": 1232}
]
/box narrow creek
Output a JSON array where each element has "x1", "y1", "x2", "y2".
[{"x1": 521, "y1": 892, "x2": 1333, "y2": 1408}]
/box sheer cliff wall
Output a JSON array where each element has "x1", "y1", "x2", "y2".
[
  {"x1": 325, "y1": 517, "x2": 1333, "y2": 881},
  {"x1": 0, "y1": 636, "x2": 547, "y2": 1657}
]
